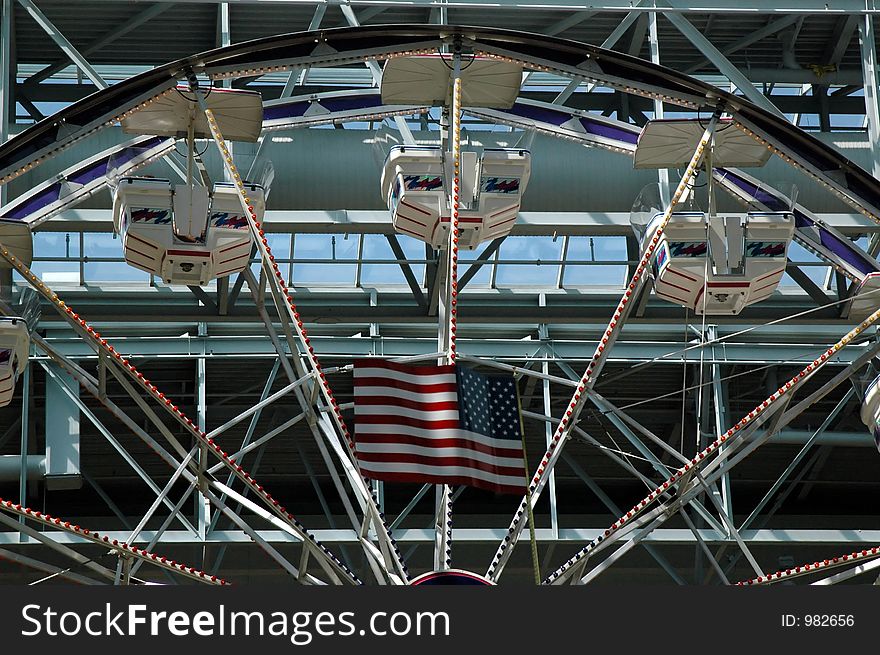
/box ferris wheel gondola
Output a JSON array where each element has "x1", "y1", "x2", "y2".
[
  {"x1": 379, "y1": 55, "x2": 531, "y2": 250},
  {"x1": 110, "y1": 87, "x2": 264, "y2": 285},
  {"x1": 631, "y1": 119, "x2": 795, "y2": 315}
]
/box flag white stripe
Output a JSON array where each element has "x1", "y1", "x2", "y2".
[
  {"x1": 356, "y1": 442, "x2": 524, "y2": 468},
  {"x1": 356, "y1": 423, "x2": 522, "y2": 450},
  {"x1": 353, "y1": 386, "x2": 459, "y2": 404},
  {"x1": 354, "y1": 405, "x2": 459, "y2": 421},
  {"x1": 358, "y1": 461, "x2": 524, "y2": 487},
  {"x1": 353, "y1": 367, "x2": 457, "y2": 386}
]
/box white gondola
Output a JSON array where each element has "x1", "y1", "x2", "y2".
[
  {"x1": 860, "y1": 374, "x2": 880, "y2": 452},
  {"x1": 379, "y1": 55, "x2": 530, "y2": 249},
  {"x1": 380, "y1": 145, "x2": 530, "y2": 250},
  {"x1": 111, "y1": 86, "x2": 263, "y2": 285},
  {"x1": 645, "y1": 210, "x2": 794, "y2": 314},
  {"x1": 633, "y1": 118, "x2": 794, "y2": 315},
  {"x1": 0, "y1": 316, "x2": 29, "y2": 408},
  {"x1": 112, "y1": 179, "x2": 263, "y2": 285}
]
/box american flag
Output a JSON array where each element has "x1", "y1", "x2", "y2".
[{"x1": 353, "y1": 359, "x2": 527, "y2": 494}]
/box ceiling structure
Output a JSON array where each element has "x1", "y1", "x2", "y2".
[{"x1": 1, "y1": 2, "x2": 880, "y2": 587}]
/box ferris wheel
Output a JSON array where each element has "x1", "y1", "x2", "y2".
[{"x1": 1, "y1": 24, "x2": 880, "y2": 587}]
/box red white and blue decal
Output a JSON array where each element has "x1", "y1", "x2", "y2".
[
  {"x1": 210, "y1": 212, "x2": 250, "y2": 230},
  {"x1": 409, "y1": 569, "x2": 494, "y2": 586},
  {"x1": 668, "y1": 241, "x2": 708, "y2": 257},
  {"x1": 404, "y1": 175, "x2": 443, "y2": 191},
  {"x1": 656, "y1": 243, "x2": 668, "y2": 268},
  {"x1": 745, "y1": 241, "x2": 786, "y2": 257},
  {"x1": 130, "y1": 207, "x2": 171, "y2": 225},
  {"x1": 481, "y1": 177, "x2": 520, "y2": 194}
]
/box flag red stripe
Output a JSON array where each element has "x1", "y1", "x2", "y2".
[
  {"x1": 353, "y1": 376, "x2": 457, "y2": 394},
  {"x1": 358, "y1": 469, "x2": 523, "y2": 495},
  {"x1": 356, "y1": 433, "x2": 523, "y2": 458},
  {"x1": 355, "y1": 414, "x2": 460, "y2": 430},
  {"x1": 355, "y1": 396, "x2": 459, "y2": 412}
]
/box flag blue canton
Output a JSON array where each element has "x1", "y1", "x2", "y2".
[{"x1": 456, "y1": 365, "x2": 522, "y2": 441}]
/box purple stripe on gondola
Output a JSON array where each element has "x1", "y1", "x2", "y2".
[
  {"x1": 320, "y1": 95, "x2": 385, "y2": 112},
  {"x1": 263, "y1": 101, "x2": 310, "y2": 121},
  {"x1": 68, "y1": 158, "x2": 115, "y2": 186},
  {"x1": 69, "y1": 137, "x2": 167, "y2": 185},
  {"x1": 2, "y1": 136, "x2": 169, "y2": 220},
  {"x1": 819, "y1": 229, "x2": 877, "y2": 276},
  {"x1": 264, "y1": 95, "x2": 387, "y2": 122},
  {"x1": 506, "y1": 102, "x2": 571, "y2": 127},
  {"x1": 578, "y1": 117, "x2": 639, "y2": 144},
  {"x1": 719, "y1": 169, "x2": 786, "y2": 210},
  {"x1": 503, "y1": 103, "x2": 639, "y2": 144},
  {"x1": 2, "y1": 185, "x2": 62, "y2": 220},
  {"x1": 718, "y1": 168, "x2": 878, "y2": 275},
  {"x1": 793, "y1": 213, "x2": 811, "y2": 229}
]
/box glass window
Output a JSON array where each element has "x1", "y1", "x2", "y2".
[
  {"x1": 562, "y1": 236, "x2": 628, "y2": 287},
  {"x1": 494, "y1": 236, "x2": 562, "y2": 288},
  {"x1": 292, "y1": 233, "x2": 356, "y2": 286}
]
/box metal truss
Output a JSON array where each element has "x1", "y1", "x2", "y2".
[{"x1": 2, "y1": 18, "x2": 880, "y2": 586}]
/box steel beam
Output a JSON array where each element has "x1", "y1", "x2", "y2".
[
  {"x1": 4, "y1": 527, "x2": 880, "y2": 546},
  {"x1": 21, "y1": 2, "x2": 172, "y2": 89},
  {"x1": 543, "y1": 11, "x2": 596, "y2": 37},
  {"x1": 860, "y1": 16, "x2": 880, "y2": 178},
  {"x1": 385, "y1": 234, "x2": 426, "y2": 309},
  {"x1": 339, "y1": 3, "x2": 414, "y2": 144},
  {"x1": 663, "y1": 11, "x2": 786, "y2": 120},
  {"x1": 41, "y1": 0, "x2": 880, "y2": 12},
  {"x1": 39, "y1": 209, "x2": 880, "y2": 237},
  {"x1": 0, "y1": 0, "x2": 11, "y2": 205},
  {"x1": 562, "y1": 453, "x2": 685, "y2": 584},
  {"x1": 15, "y1": 0, "x2": 108, "y2": 89},
  {"x1": 685, "y1": 15, "x2": 802, "y2": 74},
  {"x1": 0, "y1": 547, "x2": 102, "y2": 585}
]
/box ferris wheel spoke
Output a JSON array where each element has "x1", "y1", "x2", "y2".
[
  {"x1": 3, "y1": 278, "x2": 362, "y2": 585},
  {"x1": 551, "y1": 358, "x2": 732, "y2": 547},
  {"x1": 738, "y1": 545, "x2": 880, "y2": 586},
  {"x1": 0, "y1": 499, "x2": 226, "y2": 585},
  {"x1": 194, "y1": 91, "x2": 411, "y2": 584},
  {"x1": 487, "y1": 112, "x2": 722, "y2": 582},
  {"x1": 544, "y1": 309, "x2": 880, "y2": 584},
  {"x1": 577, "y1": 513, "x2": 670, "y2": 585}
]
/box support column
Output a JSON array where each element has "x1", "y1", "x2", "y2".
[
  {"x1": 44, "y1": 364, "x2": 81, "y2": 490},
  {"x1": 218, "y1": 3, "x2": 233, "y2": 181},
  {"x1": 17, "y1": 363, "x2": 28, "y2": 539},
  {"x1": 860, "y1": 16, "x2": 880, "y2": 179},
  {"x1": 539, "y1": 332, "x2": 558, "y2": 539},
  {"x1": 709, "y1": 325, "x2": 733, "y2": 523},
  {"x1": 433, "y1": 44, "x2": 464, "y2": 572},
  {"x1": 196, "y1": 322, "x2": 210, "y2": 541},
  {"x1": 648, "y1": 12, "x2": 669, "y2": 205},
  {"x1": 0, "y1": 0, "x2": 12, "y2": 206}
]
